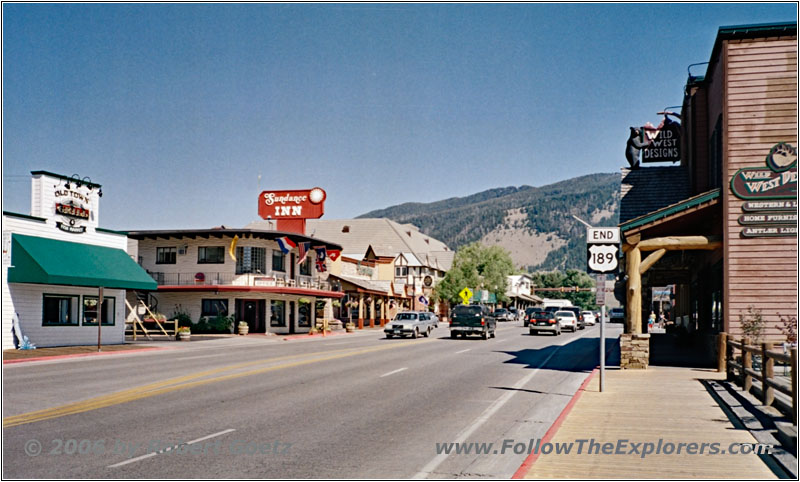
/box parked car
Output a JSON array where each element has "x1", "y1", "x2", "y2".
[
  {"x1": 561, "y1": 306, "x2": 585, "y2": 330},
  {"x1": 425, "y1": 312, "x2": 439, "y2": 328},
  {"x1": 450, "y1": 304, "x2": 496, "y2": 340},
  {"x1": 582, "y1": 311, "x2": 597, "y2": 326},
  {"x1": 609, "y1": 307, "x2": 625, "y2": 323},
  {"x1": 492, "y1": 308, "x2": 514, "y2": 322},
  {"x1": 529, "y1": 311, "x2": 561, "y2": 336},
  {"x1": 384, "y1": 311, "x2": 436, "y2": 339},
  {"x1": 554, "y1": 310, "x2": 579, "y2": 332}
]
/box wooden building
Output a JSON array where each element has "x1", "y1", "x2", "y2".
[{"x1": 619, "y1": 22, "x2": 797, "y2": 365}]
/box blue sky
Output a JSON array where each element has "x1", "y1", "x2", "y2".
[{"x1": 2, "y1": 3, "x2": 796, "y2": 230}]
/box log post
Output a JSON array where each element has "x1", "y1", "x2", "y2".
[
  {"x1": 626, "y1": 246, "x2": 642, "y2": 334},
  {"x1": 791, "y1": 347, "x2": 797, "y2": 424},
  {"x1": 717, "y1": 332, "x2": 727, "y2": 373},
  {"x1": 761, "y1": 342, "x2": 774, "y2": 407},
  {"x1": 358, "y1": 293, "x2": 364, "y2": 330},
  {"x1": 369, "y1": 297, "x2": 375, "y2": 328},
  {"x1": 742, "y1": 337, "x2": 752, "y2": 392}
]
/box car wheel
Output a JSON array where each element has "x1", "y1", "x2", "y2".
[
  {"x1": 450, "y1": 332, "x2": 457, "y2": 339},
  {"x1": 491, "y1": 330, "x2": 496, "y2": 338},
  {"x1": 425, "y1": 327, "x2": 431, "y2": 337},
  {"x1": 412, "y1": 327, "x2": 419, "y2": 339},
  {"x1": 530, "y1": 329, "x2": 536, "y2": 336},
  {"x1": 482, "y1": 330, "x2": 488, "y2": 340},
  {"x1": 386, "y1": 334, "x2": 393, "y2": 339}
]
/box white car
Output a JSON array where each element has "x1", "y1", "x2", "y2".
[
  {"x1": 582, "y1": 311, "x2": 596, "y2": 326},
  {"x1": 384, "y1": 311, "x2": 435, "y2": 339},
  {"x1": 554, "y1": 310, "x2": 578, "y2": 332}
]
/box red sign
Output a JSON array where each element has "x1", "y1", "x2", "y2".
[{"x1": 258, "y1": 188, "x2": 326, "y2": 220}]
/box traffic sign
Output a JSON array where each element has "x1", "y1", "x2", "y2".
[
  {"x1": 459, "y1": 287, "x2": 473, "y2": 305},
  {"x1": 586, "y1": 227, "x2": 620, "y2": 274}
]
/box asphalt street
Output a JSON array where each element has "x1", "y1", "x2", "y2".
[{"x1": 3, "y1": 321, "x2": 622, "y2": 478}]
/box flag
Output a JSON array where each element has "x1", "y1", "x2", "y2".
[
  {"x1": 276, "y1": 236, "x2": 296, "y2": 254},
  {"x1": 314, "y1": 246, "x2": 327, "y2": 272},
  {"x1": 297, "y1": 242, "x2": 311, "y2": 265},
  {"x1": 328, "y1": 249, "x2": 341, "y2": 262},
  {"x1": 229, "y1": 235, "x2": 239, "y2": 262}
]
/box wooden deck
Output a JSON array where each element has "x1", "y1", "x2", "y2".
[{"x1": 523, "y1": 366, "x2": 778, "y2": 479}]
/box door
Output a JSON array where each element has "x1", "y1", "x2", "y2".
[
  {"x1": 288, "y1": 301, "x2": 296, "y2": 334},
  {"x1": 239, "y1": 299, "x2": 264, "y2": 334}
]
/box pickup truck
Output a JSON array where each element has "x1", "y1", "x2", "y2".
[
  {"x1": 450, "y1": 304, "x2": 496, "y2": 340},
  {"x1": 384, "y1": 311, "x2": 436, "y2": 339}
]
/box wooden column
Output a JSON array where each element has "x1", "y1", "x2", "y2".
[
  {"x1": 96, "y1": 287, "x2": 104, "y2": 352},
  {"x1": 369, "y1": 297, "x2": 375, "y2": 328},
  {"x1": 626, "y1": 246, "x2": 642, "y2": 334},
  {"x1": 358, "y1": 293, "x2": 364, "y2": 330},
  {"x1": 380, "y1": 297, "x2": 387, "y2": 327},
  {"x1": 717, "y1": 332, "x2": 727, "y2": 373}
]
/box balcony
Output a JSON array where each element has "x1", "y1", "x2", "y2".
[{"x1": 148, "y1": 272, "x2": 335, "y2": 291}]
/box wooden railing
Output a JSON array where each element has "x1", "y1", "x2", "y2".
[{"x1": 718, "y1": 332, "x2": 797, "y2": 424}]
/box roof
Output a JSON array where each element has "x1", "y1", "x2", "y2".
[
  {"x1": 8, "y1": 234, "x2": 157, "y2": 290},
  {"x1": 248, "y1": 218, "x2": 452, "y2": 270},
  {"x1": 126, "y1": 228, "x2": 342, "y2": 251},
  {"x1": 620, "y1": 189, "x2": 721, "y2": 233},
  {"x1": 329, "y1": 273, "x2": 389, "y2": 295},
  {"x1": 31, "y1": 170, "x2": 102, "y2": 189},
  {"x1": 619, "y1": 166, "x2": 691, "y2": 224}
]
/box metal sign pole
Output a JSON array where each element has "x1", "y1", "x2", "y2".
[{"x1": 600, "y1": 304, "x2": 605, "y2": 392}]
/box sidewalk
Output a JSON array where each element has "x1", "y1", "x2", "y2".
[{"x1": 518, "y1": 366, "x2": 779, "y2": 479}]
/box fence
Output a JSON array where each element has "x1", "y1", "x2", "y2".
[{"x1": 718, "y1": 332, "x2": 797, "y2": 424}]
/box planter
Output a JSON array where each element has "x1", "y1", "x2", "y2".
[
  {"x1": 178, "y1": 333, "x2": 191, "y2": 342},
  {"x1": 238, "y1": 322, "x2": 249, "y2": 336},
  {"x1": 345, "y1": 323, "x2": 355, "y2": 333}
]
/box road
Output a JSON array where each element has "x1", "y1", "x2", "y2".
[{"x1": 3, "y1": 321, "x2": 622, "y2": 478}]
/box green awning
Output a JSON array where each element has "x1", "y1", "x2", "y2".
[{"x1": 8, "y1": 234, "x2": 157, "y2": 290}]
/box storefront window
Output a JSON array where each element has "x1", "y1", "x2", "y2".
[
  {"x1": 271, "y1": 299, "x2": 286, "y2": 327},
  {"x1": 201, "y1": 299, "x2": 229, "y2": 317},
  {"x1": 272, "y1": 251, "x2": 286, "y2": 272},
  {"x1": 198, "y1": 246, "x2": 225, "y2": 264},
  {"x1": 298, "y1": 300, "x2": 311, "y2": 327},
  {"x1": 82, "y1": 296, "x2": 115, "y2": 326},
  {"x1": 43, "y1": 294, "x2": 79, "y2": 326},
  {"x1": 156, "y1": 247, "x2": 177, "y2": 264}
]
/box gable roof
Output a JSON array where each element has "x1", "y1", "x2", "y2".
[{"x1": 245, "y1": 218, "x2": 452, "y2": 270}]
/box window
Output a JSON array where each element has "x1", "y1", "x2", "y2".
[
  {"x1": 198, "y1": 246, "x2": 225, "y2": 264},
  {"x1": 156, "y1": 247, "x2": 177, "y2": 264},
  {"x1": 201, "y1": 299, "x2": 229, "y2": 317},
  {"x1": 272, "y1": 250, "x2": 286, "y2": 272},
  {"x1": 298, "y1": 300, "x2": 311, "y2": 327},
  {"x1": 395, "y1": 266, "x2": 408, "y2": 277},
  {"x1": 236, "y1": 247, "x2": 266, "y2": 274},
  {"x1": 43, "y1": 294, "x2": 79, "y2": 326},
  {"x1": 299, "y1": 256, "x2": 312, "y2": 276},
  {"x1": 270, "y1": 299, "x2": 286, "y2": 327},
  {"x1": 82, "y1": 296, "x2": 115, "y2": 326}
]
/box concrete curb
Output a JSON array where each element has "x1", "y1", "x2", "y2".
[
  {"x1": 2, "y1": 347, "x2": 167, "y2": 365},
  {"x1": 512, "y1": 367, "x2": 598, "y2": 479}
]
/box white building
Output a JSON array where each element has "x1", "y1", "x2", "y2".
[{"x1": 2, "y1": 171, "x2": 156, "y2": 349}]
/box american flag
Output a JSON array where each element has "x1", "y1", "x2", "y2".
[{"x1": 297, "y1": 242, "x2": 311, "y2": 265}]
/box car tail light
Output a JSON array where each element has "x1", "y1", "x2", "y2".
[
  {"x1": 481, "y1": 318, "x2": 485, "y2": 325},
  {"x1": 549, "y1": 318, "x2": 556, "y2": 324}
]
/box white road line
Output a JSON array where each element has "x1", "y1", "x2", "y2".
[
  {"x1": 174, "y1": 353, "x2": 231, "y2": 361},
  {"x1": 380, "y1": 367, "x2": 408, "y2": 378},
  {"x1": 454, "y1": 349, "x2": 471, "y2": 354},
  {"x1": 413, "y1": 328, "x2": 595, "y2": 479},
  {"x1": 107, "y1": 428, "x2": 236, "y2": 468}
]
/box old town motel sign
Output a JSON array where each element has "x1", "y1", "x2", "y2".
[{"x1": 258, "y1": 188, "x2": 326, "y2": 235}]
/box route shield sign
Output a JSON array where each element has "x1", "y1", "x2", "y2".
[{"x1": 586, "y1": 227, "x2": 620, "y2": 274}]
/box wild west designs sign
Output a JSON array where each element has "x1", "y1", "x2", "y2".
[
  {"x1": 734, "y1": 142, "x2": 798, "y2": 238},
  {"x1": 731, "y1": 142, "x2": 797, "y2": 200},
  {"x1": 54, "y1": 188, "x2": 92, "y2": 233},
  {"x1": 641, "y1": 117, "x2": 681, "y2": 163},
  {"x1": 258, "y1": 188, "x2": 326, "y2": 220}
]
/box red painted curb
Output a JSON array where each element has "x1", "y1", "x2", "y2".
[
  {"x1": 2, "y1": 347, "x2": 166, "y2": 365},
  {"x1": 282, "y1": 330, "x2": 351, "y2": 341},
  {"x1": 511, "y1": 367, "x2": 598, "y2": 479}
]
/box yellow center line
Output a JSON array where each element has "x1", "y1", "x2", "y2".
[{"x1": 4, "y1": 339, "x2": 430, "y2": 428}]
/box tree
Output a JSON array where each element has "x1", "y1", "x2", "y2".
[
  {"x1": 434, "y1": 242, "x2": 514, "y2": 303},
  {"x1": 530, "y1": 269, "x2": 597, "y2": 310}
]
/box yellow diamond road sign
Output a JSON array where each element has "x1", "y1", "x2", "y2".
[{"x1": 459, "y1": 287, "x2": 473, "y2": 305}]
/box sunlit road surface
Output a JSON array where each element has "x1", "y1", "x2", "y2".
[{"x1": 3, "y1": 322, "x2": 621, "y2": 478}]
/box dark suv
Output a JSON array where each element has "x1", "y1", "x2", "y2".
[{"x1": 524, "y1": 308, "x2": 546, "y2": 327}]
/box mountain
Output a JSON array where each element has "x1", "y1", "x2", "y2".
[{"x1": 358, "y1": 173, "x2": 621, "y2": 271}]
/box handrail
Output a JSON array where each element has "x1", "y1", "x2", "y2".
[{"x1": 719, "y1": 332, "x2": 797, "y2": 424}]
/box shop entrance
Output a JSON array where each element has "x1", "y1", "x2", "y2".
[{"x1": 236, "y1": 299, "x2": 266, "y2": 333}]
